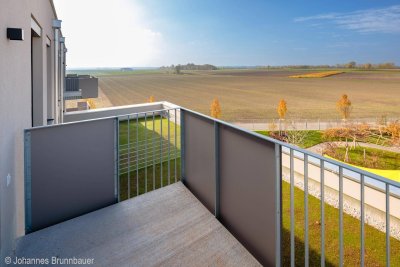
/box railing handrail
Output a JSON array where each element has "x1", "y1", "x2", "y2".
[{"x1": 24, "y1": 106, "x2": 177, "y2": 132}]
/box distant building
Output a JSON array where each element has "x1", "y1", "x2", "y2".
[
  {"x1": 121, "y1": 67, "x2": 134, "y2": 71},
  {"x1": 65, "y1": 74, "x2": 99, "y2": 100}
]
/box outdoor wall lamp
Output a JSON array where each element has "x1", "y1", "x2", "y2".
[{"x1": 7, "y1": 28, "x2": 24, "y2": 41}]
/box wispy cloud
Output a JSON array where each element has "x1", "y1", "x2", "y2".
[{"x1": 294, "y1": 5, "x2": 400, "y2": 34}]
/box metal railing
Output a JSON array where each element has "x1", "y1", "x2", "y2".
[
  {"x1": 38, "y1": 102, "x2": 400, "y2": 266},
  {"x1": 116, "y1": 108, "x2": 181, "y2": 200},
  {"x1": 112, "y1": 106, "x2": 400, "y2": 266},
  {"x1": 177, "y1": 107, "x2": 400, "y2": 267},
  {"x1": 25, "y1": 102, "x2": 399, "y2": 265}
]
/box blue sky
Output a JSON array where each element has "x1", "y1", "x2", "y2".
[{"x1": 54, "y1": 0, "x2": 400, "y2": 68}]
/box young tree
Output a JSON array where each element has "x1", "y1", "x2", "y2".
[
  {"x1": 336, "y1": 94, "x2": 352, "y2": 120},
  {"x1": 210, "y1": 98, "x2": 221, "y2": 119},
  {"x1": 363, "y1": 63, "x2": 372, "y2": 70},
  {"x1": 148, "y1": 95, "x2": 155, "y2": 103},
  {"x1": 346, "y1": 61, "x2": 356, "y2": 68},
  {"x1": 87, "y1": 99, "x2": 96, "y2": 109},
  {"x1": 284, "y1": 124, "x2": 308, "y2": 147},
  {"x1": 386, "y1": 121, "x2": 400, "y2": 146},
  {"x1": 175, "y1": 65, "x2": 181, "y2": 74},
  {"x1": 277, "y1": 99, "x2": 288, "y2": 120}
]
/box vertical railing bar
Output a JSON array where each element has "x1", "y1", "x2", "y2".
[
  {"x1": 290, "y1": 148, "x2": 295, "y2": 267},
  {"x1": 127, "y1": 115, "x2": 131, "y2": 199},
  {"x1": 214, "y1": 121, "x2": 220, "y2": 219},
  {"x1": 320, "y1": 160, "x2": 325, "y2": 267},
  {"x1": 153, "y1": 111, "x2": 155, "y2": 190},
  {"x1": 24, "y1": 130, "x2": 32, "y2": 233},
  {"x1": 145, "y1": 113, "x2": 148, "y2": 193},
  {"x1": 136, "y1": 113, "x2": 139, "y2": 196},
  {"x1": 168, "y1": 109, "x2": 171, "y2": 185},
  {"x1": 360, "y1": 174, "x2": 365, "y2": 267},
  {"x1": 339, "y1": 166, "x2": 344, "y2": 267},
  {"x1": 275, "y1": 144, "x2": 282, "y2": 267},
  {"x1": 386, "y1": 183, "x2": 390, "y2": 267},
  {"x1": 160, "y1": 112, "x2": 163, "y2": 187},
  {"x1": 180, "y1": 110, "x2": 185, "y2": 182},
  {"x1": 174, "y1": 108, "x2": 177, "y2": 183},
  {"x1": 304, "y1": 154, "x2": 309, "y2": 267},
  {"x1": 116, "y1": 118, "x2": 120, "y2": 202}
]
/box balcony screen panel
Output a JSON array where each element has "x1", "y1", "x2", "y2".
[
  {"x1": 28, "y1": 118, "x2": 116, "y2": 232},
  {"x1": 183, "y1": 111, "x2": 215, "y2": 213},
  {"x1": 219, "y1": 125, "x2": 277, "y2": 266}
]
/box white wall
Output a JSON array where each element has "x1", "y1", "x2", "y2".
[{"x1": 0, "y1": 0, "x2": 58, "y2": 259}]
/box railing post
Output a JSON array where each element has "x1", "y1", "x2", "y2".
[
  {"x1": 275, "y1": 144, "x2": 282, "y2": 267},
  {"x1": 304, "y1": 154, "x2": 309, "y2": 267},
  {"x1": 24, "y1": 130, "x2": 32, "y2": 233},
  {"x1": 145, "y1": 113, "x2": 148, "y2": 193},
  {"x1": 339, "y1": 166, "x2": 344, "y2": 266},
  {"x1": 168, "y1": 110, "x2": 171, "y2": 185},
  {"x1": 386, "y1": 183, "x2": 390, "y2": 267},
  {"x1": 290, "y1": 148, "x2": 295, "y2": 267},
  {"x1": 115, "y1": 117, "x2": 120, "y2": 202},
  {"x1": 320, "y1": 160, "x2": 325, "y2": 267},
  {"x1": 180, "y1": 109, "x2": 185, "y2": 183},
  {"x1": 153, "y1": 112, "x2": 156, "y2": 190},
  {"x1": 214, "y1": 121, "x2": 220, "y2": 219},
  {"x1": 360, "y1": 174, "x2": 365, "y2": 267},
  {"x1": 174, "y1": 109, "x2": 178, "y2": 183},
  {"x1": 136, "y1": 113, "x2": 139, "y2": 196},
  {"x1": 127, "y1": 115, "x2": 130, "y2": 199}
]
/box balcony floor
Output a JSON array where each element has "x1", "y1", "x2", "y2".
[{"x1": 16, "y1": 182, "x2": 260, "y2": 266}]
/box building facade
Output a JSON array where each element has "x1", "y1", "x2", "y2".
[{"x1": 0, "y1": 0, "x2": 65, "y2": 259}]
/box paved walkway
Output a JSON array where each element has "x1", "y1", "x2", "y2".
[
  {"x1": 307, "y1": 141, "x2": 400, "y2": 155},
  {"x1": 231, "y1": 118, "x2": 396, "y2": 131}
]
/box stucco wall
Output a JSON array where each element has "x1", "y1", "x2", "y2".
[{"x1": 0, "y1": 0, "x2": 58, "y2": 259}]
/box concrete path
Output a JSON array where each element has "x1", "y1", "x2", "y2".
[
  {"x1": 307, "y1": 141, "x2": 400, "y2": 155},
  {"x1": 232, "y1": 118, "x2": 399, "y2": 131}
]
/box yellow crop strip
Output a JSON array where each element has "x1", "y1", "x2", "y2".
[{"x1": 289, "y1": 71, "x2": 344, "y2": 78}]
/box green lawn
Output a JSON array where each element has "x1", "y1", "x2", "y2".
[
  {"x1": 257, "y1": 130, "x2": 393, "y2": 148},
  {"x1": 118, "y1": 116, "x2": 181, "y2": 200},
  {"x1": 119, "y1": 158, "x2": 181, "y2": 201},
  {"x1": 325, "y1": 146, "x2": 400, "y2": 170},
  {"x1": 282, "y1": 181, "x2": 400, "y2": 266},
  {"x1": 256, "y1": 130, "x2": 324, "y2": 148}
]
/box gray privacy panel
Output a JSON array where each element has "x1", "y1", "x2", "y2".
[
  {"x1": 27, "y1": 118, "x2": 116, "y2": 232},
  {"x1": 183, "y1": 112, "x2": 215, "y2": 213},
  {"x1": 219, "y1": 125, "x2": 277, "y2": 266}
]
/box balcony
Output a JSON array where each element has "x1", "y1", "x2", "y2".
[
  {"x1": 16, "y1": 182, "x2": 259, "y2": 266},
  {"x1": 64, "y1": 74, "x2": 99, "y2": 100},
  {"x1": 17, "y1": 102, "x2": 400, "y2": 266}
]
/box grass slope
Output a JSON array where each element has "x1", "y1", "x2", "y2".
[{"x1": 282, "y1": 181, "x2": 400, "y2": 266}]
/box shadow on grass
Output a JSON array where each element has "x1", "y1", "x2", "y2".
[
  {"x1": 119, "y1": 158, "x2": 181, "y2": 201},
  {"x1": 281, "y1": 228, "x2": 336, "y2": 267}
]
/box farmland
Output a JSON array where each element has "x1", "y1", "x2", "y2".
[{"x1": 80, "y1": 69, "x2": 400, "y2": 121}]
